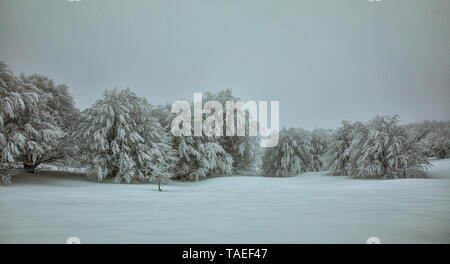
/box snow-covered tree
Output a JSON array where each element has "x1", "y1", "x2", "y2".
[
  {"x1": 327, "y1": 116, "x2": 431, "y2": 179},
  {"x1": 401, "y1": 138, "x2": 432, "y2": 178},
  {"x1": 326, "y1": 121, "x2": 356, "y2": 175},
  {"x1": 404, "y1": 120, "x2": 450, "y2": 159},
  {"x1": 422, "y1": 122, "x2": 450, "y2": 159},
  {"x1": 261, "y1": 127, "x2": 313, "y2": 177},
  {"x1": 75, "y1": 88, "x2": 175, "y2": 187},
  {"x1": 203, "y1": 89, "x2": 260, "y2": 174},
  {"x1": 152, "y1": 104, "x2": 173, "y2": 131},
  {"x1": 310, "y1": 128, "x2": 331, "y2": 171},
  {"x1": 345, "y1": 121, "x2": 369, "y2": 176},
  {"x1": 404, "y1": 121, "x2": 433, "y2": 143},
  {"x1": 355, "y1": 115, "x2": 430, "y2": 178},
  {"x1": 17, "y1": 74, "x2": 80, "y2": 172},
  {"x1": 0, "y1": 61, "x2": 23, "y2": 184},
  {"x1": 151, "y1": 102, "x2": 233, "y2": 181},
  {"x1": 172, "y1": 135, "x2": 233, "y2": 181},
  {"x1": 1, "y1": 62, "x2": 65, "y2": 183}
]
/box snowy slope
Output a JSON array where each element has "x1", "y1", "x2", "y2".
[{"x1": 1, "y1": 159, "x2": 449, "y2": 244}]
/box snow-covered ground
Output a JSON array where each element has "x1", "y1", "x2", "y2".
[{"x1": 1, "y1": 159, "x2": 449, "y2": 244}]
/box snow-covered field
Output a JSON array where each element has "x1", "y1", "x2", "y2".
[{"x1": 1, "y1": 159, "x2": 449, "y2": 244}]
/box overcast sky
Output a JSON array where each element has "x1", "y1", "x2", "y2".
[{"x1": 1, "y1": 0, "x2": 449, "y2": 129}]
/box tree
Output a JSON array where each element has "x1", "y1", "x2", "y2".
[
  {"x1": 423, "y1": 122, "x2": 450, "y2": 159},
  {"x1": 75, "y1": 88, "x2": 175, "y2": 187},
  {"x1": 327, "y1": 116, "x2": 431, "y2": 179},
  {"x1": 310, "y1": 128, "x2": 331, "y2": 171},
  {"x1": 17, "y1": 74, "x2": 80, "y2": 172},
  {"x1": 1, "y1": 62, "x2": 62, "y2": 183},
  {"x1": 172, "y1": 135, "x2": 233, "y2": 181},
  {"x1": 152, "y1": 102, "x2": 233, "y2": 181},
  {"x1": 0, "y1": 61, "x2": 23, "y2": 184},
  {"x1": 356, "y1": 115, "x2": 430, "y2": 178},
  {"x1": 326, "y1": 121, "x2": 356, "y2": 175},
  {"x1": 346, "y1": 121, "x2": 369, "y2": 176},
  {"x1": 401, "y1": 138, "x2": 432, "y2": 178},
  {"x1": 404, "y1": 120, "x2": 450, "y2": 159},
  {"x1": 203, "y1": 89, "x2": 261, "y2": 174},
  {"x1": 261, "y1": 127, "x2": 313, "y2": 177}
]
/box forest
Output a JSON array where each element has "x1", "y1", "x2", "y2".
[{"x1": 1, "y1": 61, "x2": 449, "y2": 187}]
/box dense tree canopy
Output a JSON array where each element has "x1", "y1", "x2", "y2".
[
  {"x1": 203, "y1": 89, "x2": 260, "y2": 174},
  {"x1": 75, "y1": 88, "x2": 175, "y2": 185},
  {"x1": 0, "y1": 62, "x2": 77, "y2": 183},
  {"x1": 261, "y1": 128, "x2": 314, "y2": 177},
  {"x1": 327, "y1": 116, "x2": 431, "y2": 179},
  {"x1": 17, "y1": 74, "x2": 80, "y2": 172}
]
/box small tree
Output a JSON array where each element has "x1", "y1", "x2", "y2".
[
  {"x1": 261, "y1": 127, "x2": 313, "y2": 177},
  {"x1": 75, "y1": 88, "x2": 175, "y2": 186}
]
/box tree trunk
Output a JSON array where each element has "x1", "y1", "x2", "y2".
[
  {"x1": 437, "y1": 150, "x2": 447, "y2": 159},
  {"x1": 23, "y1": 163, "x2": 38, "y2": 173},
  {"x1": 108, "y1": 166, "x2": 120, "y2": 182}
]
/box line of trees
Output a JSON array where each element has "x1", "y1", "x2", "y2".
[
  {"x1": 1, "y1": 61, "x2": 449, "y2": 186},
  {"x1": 0, "y1": 62, "x2": 260, "y2": 186},
  {"x1": 325, "y1": 116, "x2": 432, "y2": 178},
  {"x1": 262, "y1": 116, "x2": 449, "y2": 178}
]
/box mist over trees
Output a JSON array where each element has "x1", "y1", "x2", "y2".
[{"x1": 1, "y1": 61, "x2": 448, "y2": 185}]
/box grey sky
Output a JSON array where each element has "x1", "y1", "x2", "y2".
[{"x1": 1, "y1": 0, "x2": 449, "y2": 129}]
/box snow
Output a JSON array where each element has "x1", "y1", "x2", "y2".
[{"x1": 1, "y1": 159, "x2": 449, "y2": 244}]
